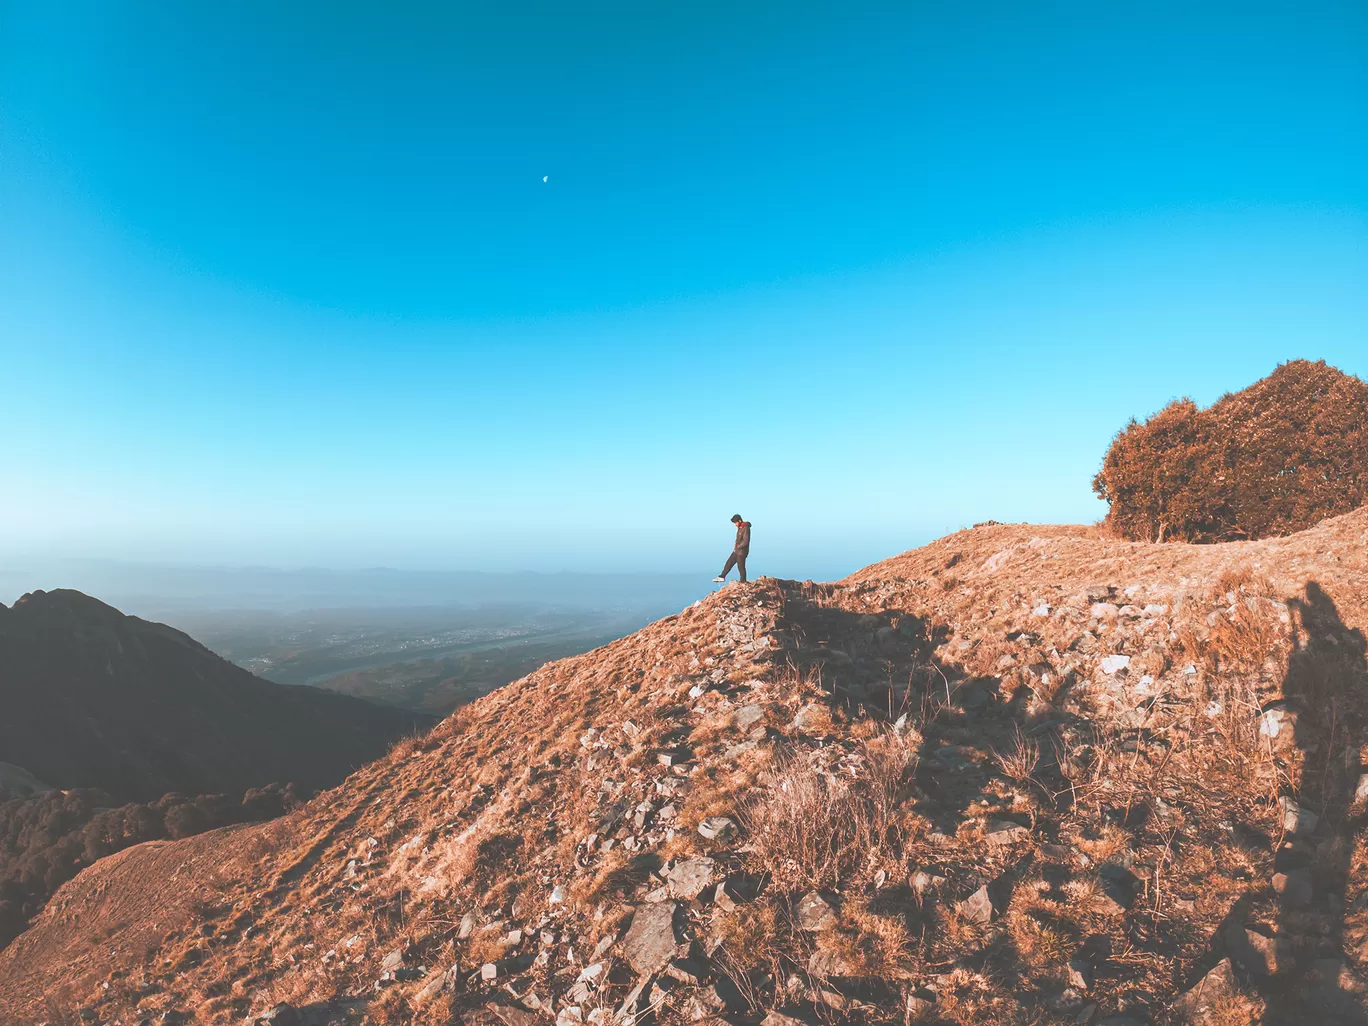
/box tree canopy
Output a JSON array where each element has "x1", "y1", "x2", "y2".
[{"x1": 1094, "y1": 360, "x2": 1368, "y2": 543}]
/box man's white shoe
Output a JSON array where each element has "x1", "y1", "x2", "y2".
[{"x1": 712, "y1": 576, "x2": 726, "y2": 583}]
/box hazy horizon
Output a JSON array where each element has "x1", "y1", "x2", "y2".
[{"x1": 0, "y1": 537, "x2": 932, "y2": 608}]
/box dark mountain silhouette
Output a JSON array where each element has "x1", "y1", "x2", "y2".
[{"x1": 0, "y1": 588, "x2": 430, "y2": 805}]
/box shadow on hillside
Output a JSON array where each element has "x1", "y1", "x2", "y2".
[
  {"x1": 774, "y1": 584, "x2": 1076, "y2": 1014},
  {"x1": 1260, "y1": 582, "x2": 1368, "y2": 1024}
]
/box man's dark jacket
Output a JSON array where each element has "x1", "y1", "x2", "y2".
[{"x1": 734, "y1": 521, "x2": 751, "y2": 555}]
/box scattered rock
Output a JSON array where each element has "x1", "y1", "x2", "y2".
[
  {"x1": 1098, "y1": 654, "x2": 1130, "y2": 674},
  {"x1": 1170, "y1": 959, "x2": 1239, "y2": 1019},
  {"x1": 648, "y1": 976, "x2": 675, "y2": 1006},
  {"x1": 760, "y1": 1012, "x2": 810, "y2": 1026},
  {"x1": 1260, "y1": 707, "x2": 1298, "y2": 742},
  {"x1": 592, "y1": 931, "x2": 617, "y2": 958},
  {"x1": 664, "y1": 956, "x2": 707, "y2": 986},
  {"x1": 1279, "y1": 796, "x2": 1318, "y2": 836},
  {"x1": 380, "y1": 947, "x2": 405, "y2": 973},
  {"x1": 905, "y1": 986, "x2": 937, "y2": 1018},
  {"x1": 792, "y1": 704, "x2": 827, "y2": 733},
  {"x1": 713, "y1": 879, "x2": 740, "y2": 911},
  {"x1": 808, "y1": 947, "x2": 857, "y2": 977},
  {"x1": 1272, "y1": 868, "x2": 1312, "y2": 907},
  {"x1": 481, "y1": 962, "x2": 500, "y2": 981},
  {"x1": 489, "y1": 1003, "x2": 539, "y2": 1026},
  {"x1": 697, "y1": 816, "x2": 737, "y2": 841},
  {"x1": 622, "y1": 902, "x2": 689, "y2": 974},
  {"x1": 955, "y1": 885, "x2": 993, "y2": 925},
  {"x1": 414, "y1": 972, "x2": 447, "y2": 1006},
  {"x1": 812, "y1": 983, "x2": 848, "y2": 1010},
  {"x1": 1225, "y1": 923, "x2": 1293, "y2": 976},
  {"x1": 984, "y1": 819, "x2": 1031, "y2": 846},
  {"x1": 615, "y1": 974, "x2": 655, "y2": 1023},
  {"x1": 579, "y1": 961, "x2": 606, "y2": 983},
  {"x1": 910, "y1": 869, "x2": 946, "y2": 895},
  {"x1": 734, "y1": 705, "x2": 765, "y2": 731},
  {"x1": 682, "y1": 981, "x2": 738, "y2": 1020},
  {"x1": 794, "y1": 891, "x2": 838, "y2": 932},
  {"x1": 1355, "y1": 773, "x2": 1368, "y2": 804},
  {"x1": 1047, "y1": 987, "x2": 1085, "y2": 1013}
]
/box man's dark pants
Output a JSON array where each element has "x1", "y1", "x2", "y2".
[{"x1": 721, "y1": 551, "x2": 747, "y2": 582}]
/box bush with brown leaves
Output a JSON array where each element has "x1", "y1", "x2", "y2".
[{"x1": 1094, "y1": 360, "x2": 1368, "y2": 542}]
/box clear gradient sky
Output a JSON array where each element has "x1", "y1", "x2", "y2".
[{"x1": 2, "y1": 2, "x2": 1366, "y2": 577}]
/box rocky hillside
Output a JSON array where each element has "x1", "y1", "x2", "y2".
[
  {"x1": 3, "y1": 514, "x2": 1368, "y2": 1025},
  {"x1": 0, "y1": 589, "x2": 431, "y2": 804}
]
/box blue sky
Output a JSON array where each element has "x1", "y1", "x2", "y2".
[{"x1": 1, "y1": 1, "x2": 1365, "y2": 577}]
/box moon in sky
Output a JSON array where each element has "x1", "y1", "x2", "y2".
[{"x1": 543, "y1": 176, "x2": 548, "y2": 183}]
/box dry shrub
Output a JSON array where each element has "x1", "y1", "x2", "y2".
[
  {"x1": 1006, "y1": 878, "x2": 1084, "y2": 964},
  {"x1": 387, "y1": 730, "x2": 428, "y2": 762},
  {"x1": 742, "y1": 758, "x2": 853, "y2": 890},
  {"x1": 831, "y1": 894, "x2": 915, "y2": 981},
  {"x1": 741, "y1": 732, "x2": 916, "y2": 890},
  {"x1": 1073, "y1": 823, "x2": 1130, "y2": 865},
  {"x1": 463, "y1": 927, "x2": 510, "y2": 967},
  {"x1": 567, "y1": 849, "x2": 655, "y2": 909},
  {"x1": 1094, "y1": 360, "x2": 1368, "y2": 542},
  {"x1": 1203, "y1": 598, "x2": 1285, "y2": 676},
  {"x1": 992, "y1": 725, "x2": 1040, "y2": 788},
  {"x1": 711, "y1": 897, "x2": 783, "y2": 972},
  {"x1": 1201, "y1": 995, "x2": 1264, "y2": 1026},
  {"x1": 366, "y1": 988, "x2": 412, "y2": 1026},
  {"x1": 1011, "y1": 914, "x2": 1078, "y2": 971},
  {"x1": 1062, "y1": 875, "x2": 1121, "y2": 919}
]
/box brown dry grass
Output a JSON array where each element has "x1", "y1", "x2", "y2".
[{"x1": 741, "y1": 730, "x2": 916, "y2": 891}]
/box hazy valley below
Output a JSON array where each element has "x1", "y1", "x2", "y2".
[{"x1": 178, "y1": 604, "x2": 655, "y2": 714}]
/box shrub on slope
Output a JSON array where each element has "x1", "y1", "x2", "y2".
[{"x1": 1093, "y1": 359, "x2": 1368, "y2": 542}]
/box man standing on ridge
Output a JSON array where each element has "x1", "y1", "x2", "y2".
[{"x1": 713, "y1": 514, "x2": 751, "y2": 583}]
